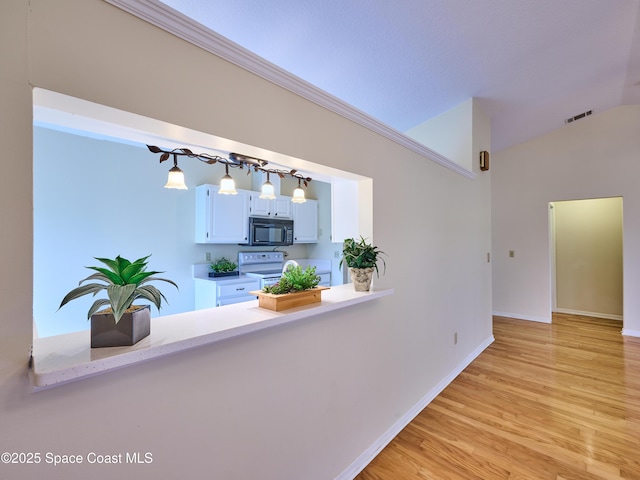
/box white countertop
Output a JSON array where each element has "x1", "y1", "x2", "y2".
[
  {"x1": 31, "y1": 284, "x2": 393, "y2": 390},
  {"x1": 193, "y1": 259, "x2": 332, "y2": 280}
]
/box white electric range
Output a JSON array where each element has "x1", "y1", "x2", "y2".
[{"x1": 238, "y1": 251, "x2": 285, "y2": 289}]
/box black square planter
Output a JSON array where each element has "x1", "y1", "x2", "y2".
[
  {"x1": 91, "y1": 305, "x2": 151, "y2": 348},
  {"x1": 208, "y1": 271, "x2": 240, "y2": 278}
]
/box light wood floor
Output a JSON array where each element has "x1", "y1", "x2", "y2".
[{"x1": 356, "y1": 314, "x2": 640, "y2": 480}]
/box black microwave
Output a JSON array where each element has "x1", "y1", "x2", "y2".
[{"x1": 248, "y1": 217, "x2": 294, "y2": 246}]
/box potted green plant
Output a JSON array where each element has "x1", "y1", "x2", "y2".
[
  {"x1": 340, "y1": 236, "x2": 386, "y2": 291},
  {"x1": 59, "y1": 255, "x2": 178, "y2": 348},
  {"x1": 263, "y1": 264, "x2": 320, "y2": 294},
  {"x1": 209, "y1": 256, "x2": 239, "y2": 277},
  {"x1": 251, "y1": 265, "x2": 328, "y2": 311}
]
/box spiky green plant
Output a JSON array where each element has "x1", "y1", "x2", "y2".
[
  {"x1": 59, "y1": 255, "x2": 178, "y2": 324},
  {"x1": 340, "y1": 236, "x2": 387, "y2": 277},
  {"x1": 210, "y1": 257, "x2": 238, "y2": 273}
]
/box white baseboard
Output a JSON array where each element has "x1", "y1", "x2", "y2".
[
  {"x1": 553, "y1": 308, "x2": 623, "y2": 322},
  {"x1": 335, "y1": 335, "x2": 495, "y2": 480},
  {"x1": 492, "y1": 311, "x2": 551, "y2": 323},
  {"x1": 622, "y1": 328, "x2": 640, "y2": 338}
]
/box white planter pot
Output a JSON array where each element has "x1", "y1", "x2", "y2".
[{"x1": 348, "y1": 267, "x2": 375, "y2": 291}]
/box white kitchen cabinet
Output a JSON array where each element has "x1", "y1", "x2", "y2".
[
  {"x1": 292, "y1": 199, "x2": 318, "y2": 243},
  {"x1": 195, "y1": 184, "x2": 250, "y2": 244},
  {"x1": 249, "y1": 193, "x2": 292, "y2": 218},
  {"x1": 194, "y1": 277, "x2": 260, "y2": 309},
  {"x1": 317, "y1": 273, "x2": 331, "y2": 286},
  {"x1": 273, "y1": 196, "x2": 292, "y2": 217},
  {"x1": 292, "y1": 259, "x2": 331, "y2": 285}
]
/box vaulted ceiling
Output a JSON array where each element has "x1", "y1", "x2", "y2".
[{"x1": 159, "y1": 0, "x2": 640, "y2": 152}]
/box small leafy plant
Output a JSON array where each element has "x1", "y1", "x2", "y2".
[
  {"x1": 210, "y1": 256, "x2": 238, "y2": 273},
  {"x1": 262, "y1": 265, "x2": 320, "y2": 295},
  {"x1": 340, "y1": 236, "x2": 386, "y2": 277},
  {"x1": 59, "y1": 255, "x2": 178, "y2": 324}
]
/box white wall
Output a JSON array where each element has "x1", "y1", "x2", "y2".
[
  {"x1": 405, "y1": 98, "x2": 474, "y2": 171},
  {"x1": 305, "y1": 180, "x2": 346, "y2": 284},
  {"x1": 492, "y1": 106, "x2": 640, "y2": 335},
  {"x1": 0, "y1": 1, "x2": 492, "y2": 479}
]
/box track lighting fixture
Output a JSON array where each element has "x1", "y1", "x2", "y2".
[{"x1": 147, "y1": 145, "x2": 311, "y2": 201}]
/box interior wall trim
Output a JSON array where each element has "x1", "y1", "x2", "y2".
[
  {"x1": 103, "y1": 0, "x2": 475, "y2": 180},
  {"x1": 492, "y1": 311, "x2": 552, "y2": 324},
  {"x1": 553, "y1": 308, "x2": 623, "y2": 322},
  {"x1": 621, "y1": 328, "x2": 640, "y2": 338}
]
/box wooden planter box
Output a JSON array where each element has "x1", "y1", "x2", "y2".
[{"x1": 250, "y1": 286, "x2": 329, "y2": 312}]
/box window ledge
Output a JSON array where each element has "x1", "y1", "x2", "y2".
[{"x1": 31, "y1": 284, "x2": 394, "y2": 391}]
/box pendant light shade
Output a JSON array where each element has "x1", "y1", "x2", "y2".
[
  {"x1": 291, "y1": 179, "x2": 306, "y2": 203},
  {"x1": 259, "y1": 173, "x2": 276, "y2": 200},
  {"x1": 218, "y1": 164, "x2": 237, "y2": 195},
  {"x1": 164, "y1": 154, "x2": 188, "y2": 190}
]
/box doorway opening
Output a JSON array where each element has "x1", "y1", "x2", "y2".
[{"x1": 549, "y1": 197, "x2": 623, "y2": 322}]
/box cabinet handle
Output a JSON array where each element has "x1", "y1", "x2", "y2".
[{"x1": 236, "y1": 287, "x2": 245, "y2": 291}]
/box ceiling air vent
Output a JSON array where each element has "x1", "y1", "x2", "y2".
[{"x1": 565, "y1": 109, "x2": 593, "y2": 124}]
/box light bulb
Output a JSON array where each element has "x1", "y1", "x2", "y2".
[
  {"x1": 218, "y1": 164, "x2": 237, "y2": 195},
  {"x1": 219, "y1": 174, "x2": 237, "y2": 195},
  {"x1": 260, "y1": 180, "x2": 276, "y2": 200},
  {"x1": 291, "y1": 184, "x2": 306, "y2": 203},
  {"x1": 164, "y1": 166, "x2": 187, "y2": 190}
]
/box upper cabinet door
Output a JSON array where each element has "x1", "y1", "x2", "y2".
[
  {"x1": 292, "y1": 199, "x2": 318, "y2": 243},
  {"x1": 249, "y1": 194, "x2": 292, "y2": 218},
  {"x1": 196, "y1": 184, "x2": 249, "y2": 243},
  {"x1": 272, "y1": 196, "x2": 292, "y2": 218},
  {"x1": 249, "y1": 194, "x2": 271, "y2": 217}
]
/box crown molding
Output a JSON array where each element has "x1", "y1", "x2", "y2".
[{"x1": 104, "y1": 0, "x2": 475, "y2": 179}]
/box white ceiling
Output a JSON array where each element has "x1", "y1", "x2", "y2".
[{"x1": 158, "y1": 0, "x2": 640, "y2": 152}]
